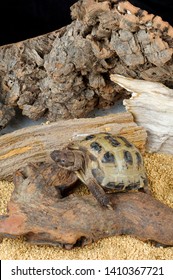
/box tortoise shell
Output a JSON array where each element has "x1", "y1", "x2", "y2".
[{"x1": 69, "y1": 132, "x2": 148, "y2": 192}]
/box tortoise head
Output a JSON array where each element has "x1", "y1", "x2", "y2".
[{"x1": 50, "y1": 149, "x2": 84, "y2": 171}]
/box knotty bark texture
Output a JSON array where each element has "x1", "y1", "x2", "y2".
[
  {"x1": 110, "y1": 74, "x2": 173, "y2": 155},
  {"x1": 0, "y1": 162, "x2": 173, "y2": 249},
  {"x1": 1, "y1": 0, "x2": 173, "y2": 128},
  {"x1": 0, "y1": 112, "x2": 147, "y2": 181}
]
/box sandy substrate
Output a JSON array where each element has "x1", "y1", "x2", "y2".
[{"x1": 0, "y1": 152, "x2": 173, "y2": 260}]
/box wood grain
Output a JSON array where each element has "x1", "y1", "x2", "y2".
[
  {"x1": 110, "y1": 74, "x2": 173, "y2": 155},
  {"x1": 0, "y1": 162, "x2": 172, "y2": 249},
  {"x1": 0, "y1": 112, "x2": 147, "y2": 181}
]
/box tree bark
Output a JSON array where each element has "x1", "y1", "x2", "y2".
[
  {"x1": 110, "y1": 74, "x2": 173, "y2": 155},
  {"x1": 0, "y1": 162, "x2": 173, "y2": 249},
  {"x1": 0, "y1": 112, "x2": 147, "y2": 181},
  {"x1": 1, "y1": 0, "x2": 173, "y2": 128}
]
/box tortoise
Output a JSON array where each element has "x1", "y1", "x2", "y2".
[{"x1": 50, "y1": 132, "x2": 149, "y2": 208}]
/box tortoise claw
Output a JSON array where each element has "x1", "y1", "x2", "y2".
[
  {"x1": 107, "y1": 203, "x2": 114, "y2": 210},
  {"x1": 97, "y1": 194, "x2": 114, "y2": 210}
]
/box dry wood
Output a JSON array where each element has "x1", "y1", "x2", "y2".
[
  {"x1": 0, "y1": 162, "x2": 173, "y2": 248},
  {"x1": 0, "y1": 112, "x2": 147, "y2": 181},
  {"x1": 1, "y1": 0, "x2": 173, "y2": 128},
  {"x1": 110, "y1": 74, "x2": 173, "y2": 155}
]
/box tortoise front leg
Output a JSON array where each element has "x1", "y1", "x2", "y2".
[
  {"x1": 87, "y1": 179, "x2": 113, "y2": 210},
  {"x1": 139, "y1": 176, "x2": 151, "y2": 195}
]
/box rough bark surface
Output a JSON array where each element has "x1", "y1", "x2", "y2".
[
  {"x1": 110, "y1": 74, "x2": 173, "y2": 155},
  {"x1": 0, "y1": 162, "x2": 173, "y2": 249},
  {"x1": 0, "y1": 112, "x2": 147, "y2": 181},
  {"x1": 1, "y1": 0, "x2": 173, "y2": 128}
]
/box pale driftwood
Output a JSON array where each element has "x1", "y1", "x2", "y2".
[
  {"x1": 1, "y1": 0, "x2": 173, "y2": 128},
  {"x1": 0, "y1": 163, "x2": 173, "y2": 248},
  {"x1": 0, "y1": 112, "x2": 147, "y2": 181},
  {"x1": 110, "y1": 74, "x2": 173, "y2": 155}
]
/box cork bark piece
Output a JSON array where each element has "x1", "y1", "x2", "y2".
[{"x1": 1, "y1": 0, "x2": 173, "y2": 127}]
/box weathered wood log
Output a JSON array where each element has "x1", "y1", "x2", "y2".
[
  {"x1": 0, "y1": 112, "x2": 147, "y2": 181},
  {"x1": 0, "y1": 162, "x2": 173, "y2": 249},
  {"x1": 1, "y1": 0, "x2": 173, "y2": 128},
  {"x1": 110, "y1": 74, "x2": 173, "y2": 155}
]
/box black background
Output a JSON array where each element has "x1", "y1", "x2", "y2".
[
  {"x1": 0, "y1": 0, "x2": 76, "y2": 45},
  {"x1": 130, "y1": 0, "x2": 173, "y2": 26},
  {"x1": 0, "y1": 1, "x2": 173, "y2": 46}
]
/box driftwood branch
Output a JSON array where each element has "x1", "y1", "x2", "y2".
[
  {"x1": 0, "y1": 162, "x2": 173, "y2": 249},
  {"x1": 0, "y1": 112, "x2": 147, "y2": 181},
  {"x1": 110, "y1": 74, "x2": 173, "y2": 155},
  {"x1": 1, "y1": 0, "x2": 173, "y2": 127}
]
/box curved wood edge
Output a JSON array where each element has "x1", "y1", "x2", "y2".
[{"x1": 0, "y1": 162, "x2": 172, "y2": 249}]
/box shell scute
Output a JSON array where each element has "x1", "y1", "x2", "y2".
[
  {"x1": 104, "y1": 134, "x2": 121, "y2": 147},
  {"x1": 117, "y1": 136, "x2": 133, "y2": 147},
  {"x1": 76, "y1": 132, "x2": 148, "y2": 192},
  {"x1": 90, "y1": 142, "x2": 102, "y2": 152},
  {"x1": 123, "y1": 150, "x2": 133, "y2": 165},
  {"x1": 101, "y1": 151, "x2": 115, "y2": 163}
]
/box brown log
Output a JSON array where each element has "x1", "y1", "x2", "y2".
[
  {"x1": 1, "y1": 0, "x2": 173, "y2": 127},
  {"x1": 110, "y1": 74, "x2": 173, "y2": 155},
  {"x1": 0, "y1": 112, "x2": 147, "y2": 181},
  {"x1": 0, "y1": 162, "x2": 173, "y2": 249}
]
